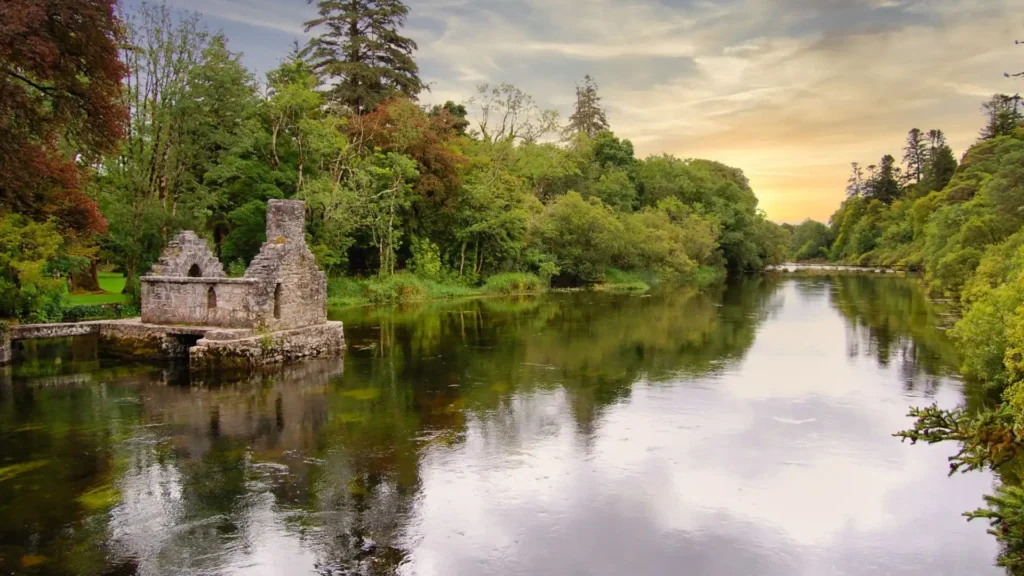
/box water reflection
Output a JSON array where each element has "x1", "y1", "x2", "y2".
[{"x1": 0, "y1": 278, "x2": 1001, "y2": 575}]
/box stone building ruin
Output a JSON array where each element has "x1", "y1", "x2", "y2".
[
  {"x1": 141, "y1": 200, "x2": 327, "y2": 331},
  {"x1": 134, "y1": 198, "x2": 342, "y2": 369},
  {"x1": 2, "y1": 200, "x2": 342, "y2": 370}
]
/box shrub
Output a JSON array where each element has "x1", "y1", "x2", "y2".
[
  {"x1": 364, "y1": 274, "x2": 427, "y2": 304},
  {"x1": 62, "y1": 303, "x2": 140, "y2": 322},
  {"x1": 482, "y1": 273, "x2": 545, "y2": 294},
  {"x1": 410, "y1": 237, "x2": 443, "y2": 280}
]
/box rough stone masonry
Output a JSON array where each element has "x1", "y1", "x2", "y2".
[
  {"x1": 139, "y1": 199, "x2": 342, "y2": 368},
  {"x1": 2, "y1": 200, "x2": 343, "y2": 369}
]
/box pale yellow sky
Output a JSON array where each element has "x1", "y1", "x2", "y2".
[{"x1": 147, "y1": 0, "x2": 1024, "y2": 222}]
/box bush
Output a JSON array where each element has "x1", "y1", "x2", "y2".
[
  {"x1": 598, "y1": 268, "x2": 651, "y2": 292},
  {"x1": 62, "y1": 303, "x2": 140, "y2": 322},
  {"x1": 482, "y1": 273, "x2": 545, "y2": 294}
]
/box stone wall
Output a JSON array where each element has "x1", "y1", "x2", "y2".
[
  {"x1": 0, "y1": 324, "x2": 9, "y2": 366},
  {"x1": 141, "y1": 277, "x2": 260, "y2": 327},
  {"x1": 242, "y1": 199, "x2": 326, "y2": 331},
  {"x1": 140, "y1": 199, "x2": 326, "y2": 331},
  {"x1": 148, "y1": 231, "x2": 225, "y2": 278},
  {"x1": 190, "y1": 322, "x2": 344, "y2": 370}
]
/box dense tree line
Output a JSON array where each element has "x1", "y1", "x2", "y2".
[
  {"x1": 0, "y1": 0, "x2": 787, "y2": 321},
  {"x1": 787, "y1": 92, "x2": 1024, "y2": 571}
]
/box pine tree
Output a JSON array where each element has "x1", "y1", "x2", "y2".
[
  {"x1": 566, "y1": 74, "x2": 609, "y2": 137},
  {"x1": 865, "y1": 154, "x2": 901, "y2": 204},
  {"x1": 303, "y1": 0, "x2": 424, "y2": 113},
  {"x1": 922, "y1": 129, "x2": 957, "y2": 192},
  {"x1": 902, "y1": 128, "x2": 927, "y2": 185},
  {"x1": 845, "y1": 162, "x2": 865, "y2": 197},
  {"x1": 980, "y1": 94, "x2": 1023, "y2": 140}
]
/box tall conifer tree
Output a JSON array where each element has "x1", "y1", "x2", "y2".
[
  {"x1": 304, "y1": 0, "x2": 424, "y2": 113},
  {"x1": 902, "y1": 128, "x2": 927, "y2": 185},
  {"x1": 566, "y1": 74, "x2": 609, "y2": 137}
]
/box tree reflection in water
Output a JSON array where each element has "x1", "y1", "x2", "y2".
[{"x1": 0, "y1": 277, "x2": 983, "y2": 575}]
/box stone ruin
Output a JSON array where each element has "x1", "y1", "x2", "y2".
[
  {"x1": 133, "y1": 199, "x2": 343, "y2": 369},
  {"x1": 1, "y1": 200, "x2": 342, "y2": 370},
  {"x1": 141, "y1": 200, "x2": 327, "y2": 331}
]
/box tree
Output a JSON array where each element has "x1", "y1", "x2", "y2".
[
  {"x1": 788, "y1": 219, "x2": 833, "y2": 260},
  {"x1": 923, "y1": 129, "x2": 957, "y2": 192},
  {"x1": 0, "y1": 0, "x2": 126, "y2": 237},
  {"x1": 430, "y1": 101, "x2": 469, "y2": 136},
  {"x1": 902, "y1": 128, "x2": 927, "y2": 185},
  {"x1": 980, "y1": 94, "x2": 1023, "y2": 140},
  {"x1": 303, "y1": 0, "x2": 424, "y2": 113},
  {"x1": 865, "y1": 154, "x2": 901, "y2": 204},
  {"x1": 565, "y1": 74, "x2": 609, "y2": 138},
  {"x1": 470, "y1": 83, "x2": 559, "y2": 143},
  {"x1": 846, "y1": 162, "x2": 866, "y2": 197}
]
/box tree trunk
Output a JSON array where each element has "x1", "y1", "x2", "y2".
[
  {"x1": 459, "y1": 242, "x2": 466, "y2": 276},
  {"x1": 71, "y1": 259, "x2": 101, "y2": 293}
]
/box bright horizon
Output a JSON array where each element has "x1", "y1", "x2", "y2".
[{"x1": 128, "y1": 0, "x2": 1024, "y2": 223}]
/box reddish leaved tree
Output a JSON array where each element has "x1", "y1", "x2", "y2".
[
  {"x1": 349, "y1": 98, "x2": 467, "y2": 208},
  {"x1": 0, "y1": 0, "x2": 127, "y2": 237}
]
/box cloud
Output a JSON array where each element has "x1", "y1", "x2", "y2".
[{"x1": 142, "y1": 0, "x2": 1024, "y2": 221}]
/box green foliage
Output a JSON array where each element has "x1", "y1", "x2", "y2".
[
  {"x1": 363, "y1": 273, "x2": 477, "y2": 305},
  {"x1": 967, "y1": 485, "x2": 1024, "y2": 570},
  {"x1": 482, "y1": 273, "x2": 545, "y2": 294},
  {"x1": 303, "y1": 0, "x2": 424, "y2": 112},
  {"x1": 788, "y1": 219, "x2": 833, "y2": 260},
  {"x1": 536, "y1": 192, "x2": 624, "y2": 284},
  {"x1": 62, "y1": 304, "x2": 140, "y2": 323},
  {"x1": 0, "y1": 215, "x2": 73, "y2": 322},
  {"x1": 409, "y1": 237, "x2": 442, "y2": 280}
]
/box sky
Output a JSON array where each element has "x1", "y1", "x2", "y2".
[{"x1": 129, "y1": 0, "x2": 1024, "y2": 223}]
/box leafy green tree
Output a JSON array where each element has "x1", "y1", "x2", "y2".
[
  {"x1": 430, "y1": 101, "x2": 469, "y2": 136},
  {"x1": 0, "y1": 215, "x2": 73, "y2": 321},
  {"x1": 303, "y1": 0, "x2": 424, "y2": 113},
  {"x1": 788, "y1": 219, "x2": 833, "y2": 260},
  {"x1": 980, "y1": 94, "x2": 1023, "y2": 140},
  {"x1": 565, "y1": 75, "x2": 609, "y2": 138},
  {"x1": 99, "y1": 3, "x2": 210, "y2": 293},
  {"x1": 470, "y1": 83, "x2": 559, "y2": 143},
  {"x1": 537, "y1": 192, "x2": 623, "y2": 283}
]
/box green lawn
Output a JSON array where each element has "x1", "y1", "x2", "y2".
[{"x1": 68, "y1": 272, "x2": 129, "y2": 306}]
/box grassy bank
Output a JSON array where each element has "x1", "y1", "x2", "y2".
[
  {"x1": 328, "y1": 272, "x2": 548, "y2": 308},
  {"x1": 327, "y1": 268, "x2": 726, "y2": 309},
  {"x1": 68, "y1": 272, "x2": 129, "y2": 306}
]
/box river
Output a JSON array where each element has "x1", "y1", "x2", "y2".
[{"x1": 0, "y1": 276, "x2": 1001, "y2": 575}]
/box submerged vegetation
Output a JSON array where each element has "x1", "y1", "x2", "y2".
[{"x1": 0, "y1": 0, "x2": 787, "y2": 324}]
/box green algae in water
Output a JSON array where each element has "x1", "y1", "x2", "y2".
[
  {"x1": 340, "y1": 388, "x2": 380, "y2": 401},
  {"x1": 0, "y1": 461, "x2": 49, "y2": 483},
  {"x1": 77, "y1": 485, "x2": 121, "y2": 511}
]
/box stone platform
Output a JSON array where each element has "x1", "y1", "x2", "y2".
[{"x1": 2, "y1": 318, "x2": 344, "y2": 369}]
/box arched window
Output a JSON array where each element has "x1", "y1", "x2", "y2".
[
  {"x1": 207, "y1": 286, "x2": 217, "y2": 309},
  {"x1": 274, "y1": 283, "x2": 282, "y2": 320},
  {"x1": 188, "y1": 263, "x2": 202, "y2": 277}
]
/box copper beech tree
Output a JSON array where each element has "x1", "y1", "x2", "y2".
[{"x1": 0, "y1": 0, "x2": 127, "y2": 237}]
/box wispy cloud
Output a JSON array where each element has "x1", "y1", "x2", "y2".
[{"x1": 141, "y1": 0, "x2": 1024, "y2": 222}]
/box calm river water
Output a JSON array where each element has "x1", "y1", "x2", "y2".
[{"x1": 0, "y1": 277, "x2": 1002, "y2": 575}]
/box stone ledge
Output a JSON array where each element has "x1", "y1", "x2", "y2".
[
  {"x1": 141, "y1": 276, "x2": 259, "y2": 284},
  {"x1": 11, "y1": 322, "x2": 104, "y2": 340},
  {"x1": 190, "y1": 322, "x2": 345, "y2": 371}
]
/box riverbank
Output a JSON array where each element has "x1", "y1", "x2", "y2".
[
  {"x1": 324, "y1": 269, "x2": 679, "y2": 309},
  {"x1": 767, "y1": 262, "x2": 910, "y2": 275}
]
